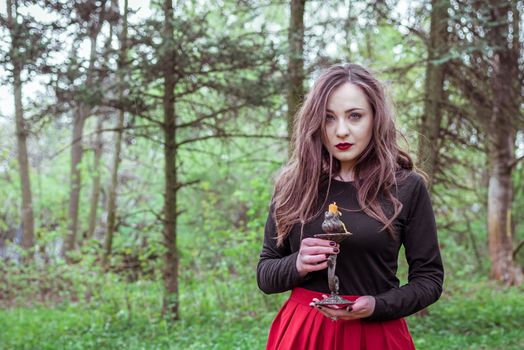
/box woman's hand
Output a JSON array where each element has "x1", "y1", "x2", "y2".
[
  {"x1": 296, "y1": 238, "x2": 339, "y2": 277},
  {"x1": 309, "y1": 295, "x2": 376, "y2": 321}
]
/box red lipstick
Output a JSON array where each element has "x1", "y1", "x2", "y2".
[{"x1": 335, "y1": 142, "x2": 353, "y2": 151}]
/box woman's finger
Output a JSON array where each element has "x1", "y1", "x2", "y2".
[
  {"x1": 301, "y1": 246, "x2": 339, "y2": 256},
  {"x1": 299, "y1": 253, "x2": 328, "y2": 265},
  {"x1": 302, "y1": 238, "x2": 338, "y2": 247},
  {"x1": 298, "y1": 260, "x2": 329, "y2": 274},
  {"x1": 296, "y1": 238, "x2": 339, "y2": 276},
  {"x1": 314, "y1": 304, "x2": 366, "y2": 321}
]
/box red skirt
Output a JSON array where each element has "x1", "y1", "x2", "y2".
[{"x1": 266, "y1": 288, "x2": 416, "y2": 350}]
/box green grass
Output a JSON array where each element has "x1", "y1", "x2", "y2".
[
  {"x1": 0, "y1": 306, "x2": 273, "y2": 350},
  {"x1": 0, "y1": 275, "x2": 523, "y2": 350},
  {"x1": 0, "y1": 275, "x2": 283, "y2": 350},
  {"x1": 409, "y1": 281, "x2": 524, "y2": 350}
]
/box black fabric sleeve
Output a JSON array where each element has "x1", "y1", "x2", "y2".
[
  {"x1": 367, "y1": 175, "x2": 444, "y2": 321},
  {"x1": 256, "y1": 205, "x2": 305, "y2": 294}
]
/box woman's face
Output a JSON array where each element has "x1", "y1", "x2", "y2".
[{"x1": 323, "y1": 82, "x2": 373, "y2": 173}]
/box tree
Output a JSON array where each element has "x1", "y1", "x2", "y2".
[
  {"x1": 160, "y1": 0, "x2": 178, "y2": 320},
  {"x1": 446, "y1": 0, "x2": 523, "y2": 284},
  {"x1": 87, "y1": 115, "x2": 104, "y2": 240},
  {"x1": 103, "y1": 0, "x2": 128, "y2": 268},
  {"x1": 3, "y1": 0, "x2": 46, "y2": 256},
  {"x1": 417, "y1": 0, "x2": 449, "y2": 192},
  {"x1": 287, "y1": 0, "x2": 306, "y2": 144},
  {"x1": 62, "y1": 0, "x2": 113, "y2": 257},
  {"x1": 123, "y1": 1, "x2": 279, "y2": 320},
  {"x1": 484, "y1": 0, "x2": 522, "y2": 285}
]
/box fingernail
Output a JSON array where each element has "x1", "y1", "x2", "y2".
[
  {"x1": 325, "y1": 254, "x2": 330, "y2": 258},
  {"x1": 333, "y1": 248, "x2": 339, "y2": 253},
  {"x1": 329, "y1": 241, "x2": 336, "y2": 246}
]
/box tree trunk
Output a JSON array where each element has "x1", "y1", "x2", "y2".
[
  {"x1": 8, "y1": 0, "x2": 35, "y2": 255},
  {"x1": 103, "y1": 0, "x2": 128, "y2": 269},
  {"x1": 487, "y1": 133, "x2": 521, "y2": 284},
  {"x1": 103, "y1": 112, "x2": 123, "y2": 267},
  {"x1": 62, "y1": 29, "x2": 100, "y2": 258},
  {"x1": 417, "y1": 0, "x2": 449, "y2": 193},
  {"x1": 63, "y1": 107, "x2": 87, "y2": 256},
  {"x1": 161, "y1": 0, "x2": 179, "y2": 321},
  {"x1": 486, "y1": 0, "x2": 522, "y2": 285},
  {"x1": 87, "y1": 117, "x2": 104, "y2": 240},
  {"x1": 287, "y1": 0, "x2": 306, "y2": 145}
]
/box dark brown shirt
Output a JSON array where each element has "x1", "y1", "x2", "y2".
[{"x1": 256, "y1": 172, "x2": 444, "y2": 321}]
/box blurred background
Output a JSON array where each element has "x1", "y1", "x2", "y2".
[{"x1": 0, "y1": 0, "x2": 523, "y2": 349}]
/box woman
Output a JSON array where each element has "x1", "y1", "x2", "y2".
[{"x1": 257, "y1": 64, "x2": 443, "y2": 349}]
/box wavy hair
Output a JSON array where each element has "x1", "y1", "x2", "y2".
[{"x1": 273, "y1": 63, "x2": 415, "y2": 246}]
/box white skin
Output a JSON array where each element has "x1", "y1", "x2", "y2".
[
  {"x1": 296, "y1": 82, "x2": 376, "y2": 320},
  {"x1": 323, "y1": 82, "x2": 373, "y2": 181}
]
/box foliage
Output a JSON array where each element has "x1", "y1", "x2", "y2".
[{"x1": 1, "y1": 0, "x2": 523, "y2": 349}]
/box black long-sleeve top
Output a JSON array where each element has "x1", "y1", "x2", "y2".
[{"x1": 257, "y1": 172, "x2": 444, "y2": 322}]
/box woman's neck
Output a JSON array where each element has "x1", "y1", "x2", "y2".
[{"x1": 336, "y1": 168, "x2": 355, "y2": 182}]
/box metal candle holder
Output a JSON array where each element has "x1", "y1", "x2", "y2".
[{"x1": 313, "y1": 207, "x2": 354, "y2": 307}]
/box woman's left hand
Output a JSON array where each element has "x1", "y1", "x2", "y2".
[{"x1": 309, "y1": 295, "x2": 376, "y2": 321}]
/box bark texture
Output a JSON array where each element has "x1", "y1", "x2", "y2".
[
  {"x1": 486, "y1": 0, "x2": 522, "y2": 285},
  {"x1": 87, "y1": 117, "x2": 104, "y2": 240},
  {"x1": 63, "y1": 13, "x2": 104, "y2": 257},
  {"x1": 7, "y1": 0, "x2": 35, "y2": 254},
  {"x1": 287, "y1": 0, "x2": 306, "y2": 145},
  {"x1": 104, "y1": 0, "x2": 128, "y2": 268},
  {"x1": 417, "y1": 0, "x2": 449, "y2": 192},
  {"x1": 161, "y1": 0, "x2": 180, "y2": 320}
]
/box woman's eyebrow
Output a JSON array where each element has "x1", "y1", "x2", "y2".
[{"x1": 325, "y1": 108, "x2": 366, "y2": 113}]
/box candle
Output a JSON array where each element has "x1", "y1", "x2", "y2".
[{"x1": 328, "y1": 202, "x2": 338, "y2": 214}]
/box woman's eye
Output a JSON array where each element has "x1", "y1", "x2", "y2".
[
  {"x1": 326, "y1": 114, "x2": 335, "y2": 121},
  {"x1": 349, "y1": 113, "x2": 362, "y2": 120}
]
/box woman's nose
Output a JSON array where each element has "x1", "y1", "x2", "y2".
[{"x1": 336, "y1": 119, "x2": 350, "y2": 138}]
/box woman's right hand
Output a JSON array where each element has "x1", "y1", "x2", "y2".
[{"x1": 296, "y1": 238, "x2": 339, "y2": 277}]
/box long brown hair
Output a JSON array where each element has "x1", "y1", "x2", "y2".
[{"x1": 273, "y1": 63, "x2": 414, "y2": 246}]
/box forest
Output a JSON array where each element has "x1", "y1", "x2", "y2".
[{"x1": 0, "y1": 0, "x2": 523, "y2": 349}]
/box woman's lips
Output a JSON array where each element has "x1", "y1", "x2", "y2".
[{"x1": 335, "y1": 143, "x2": 353, "y2": 150}]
